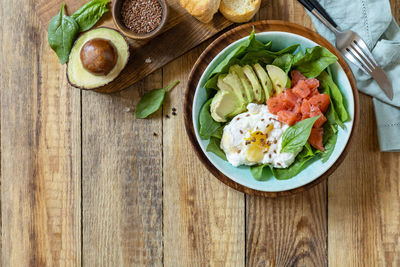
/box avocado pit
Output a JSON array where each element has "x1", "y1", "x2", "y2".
[{"x1": 80, "y1": 38, "x2": 118, "y2": 76}]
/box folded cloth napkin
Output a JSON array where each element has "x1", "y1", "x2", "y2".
[{"x1": 308, "y1": 0, "x2": 400, "y2": 152}]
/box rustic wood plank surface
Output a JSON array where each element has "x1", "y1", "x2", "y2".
[
  {"x1": 162, "y1": 44, "x2": 245, "y2": 266},
  {"x1": 82, "y1": 71, "x2": 163, "y2": 265},
  {"x1": 1, "y1": 0, "x2": 400, "y2": 266}
]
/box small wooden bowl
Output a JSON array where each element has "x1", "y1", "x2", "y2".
[
  {"x1": 112, "y1": 0, "x2": 168, "y2": 40},
  {"x1": 184, "y1": 20, "x2": 360, "y2": 197}
]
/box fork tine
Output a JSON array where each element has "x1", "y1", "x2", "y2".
[
  {"x1": 343, "y1": 48, "x2": 370, "y2": 75},
  {"x1": 347, "y1": 47, "x2": 374, "y2": 72},
  {"x1": 350, "y1": 42, "x2": 377, "y2": 70},
  {"x1": 353, "y1": 37, "x2": 378, "y2": 65}
]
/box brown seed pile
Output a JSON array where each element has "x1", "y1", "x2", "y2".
[{"x1": 121, "y1": 0, "x2": 163, "y2": 34}]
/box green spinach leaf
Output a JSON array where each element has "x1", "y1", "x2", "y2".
[
  {"x1": 293, "y1": 46, "x2": 337, "y2": 78},
  {"x1": 250, "y1": 164, "x2": 271, "y2": 181},
  {"x1": 318, "y1": 71, "x2": 349, "y2": 123},
  {"x1": 270, "y1": 154, "x2": 318, "y2": 180},
  {"x1": 135, "y1": 80, "x2": 179, "y2": 119},
  {"x1": 272, "y1": 53, "x2": 294, "y2": 74},
  {"x1": 281, "y1": 116, "x2": 320, "y2": 153},
  {"x1": 198, "y1": 98, "x2": 222, "y2": 139},
  {"x1": 48, "y1": 4, "x2": 80, "y2": 64},
  {"x1": 272, "y1": 44, "x2": 300, "y2": 55},
  {"x1": 321, "y1": 123, "x2": 338, "y2": 162},
  {"x1": 206, "y1": 137, "x2": 227, "y2": 160},
  {"x1": 71, "y1": 0, "x2": 110, "y2": 32}
]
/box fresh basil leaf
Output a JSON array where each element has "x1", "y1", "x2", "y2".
[
  {"x1": 48, "y1": 4, "x2": 79, "y2": 64},
  {"x1": 270, "y1": 154, "x2": 318, "y2": 180},
  {"x1": 293, "y1": 46, "x2": 338, "y2": 78},
  {"x1": 318, "y1": 71, "x2": 349, "y2": 123},
  {"x1": 206, "y1": 137, "x2": 227, "y2": 160},
  {"x1": 272, "y1": 53, "x2": 294, "y2": 74},
  {"x1": 281, "y1": 116, "x2": 320, "y2": 153},
  {"x1": 250, "y1": 164, "x2": 271, "y2": 181},
  {"x1": 198, "y1": 98, "x2": 222, "y2": 140},
  {"x1": 321, "y1": 123, "x2": 338, "y2": 162},
  {"x1": 135, "y1": 80, "x2": 179, "y2": 119},
  {"x1": 72, "y1": 0, "x2": 110, "y2": 32}
]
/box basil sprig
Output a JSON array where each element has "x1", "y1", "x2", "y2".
[
  {"x1": 48, "y1": 4, "x2": 79, "y2": 64},
  {"x1": 135, "y1": 81, "x2": 180, "y2": 119},
  {"x1": 281, "y1": 116, "x2": 320, "y2": 153}
]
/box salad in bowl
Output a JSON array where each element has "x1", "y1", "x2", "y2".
[{"x1": 195, "y1": 29, "x2": 352, "y2": 183}]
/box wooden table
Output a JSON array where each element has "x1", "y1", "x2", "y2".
[{"x1": 1, "y1": 0, "x2": 400, "y2": 266}]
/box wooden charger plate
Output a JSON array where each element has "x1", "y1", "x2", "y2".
[{"x1": 184, "y1": 20, "x2": 360, "y2": 197}]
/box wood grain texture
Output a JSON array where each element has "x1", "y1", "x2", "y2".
[
  {"x1": 328, "y1": 94, "x2": 400, "y2": 267},
  {"x1": 82, "y1": 71, "x2": 163, "y2": 266},
  {"x1": 163, "y1": 43, "x2": 245, "y2": 266},
  {"x1": 1, "y1": 0, "x2": 81, "y2": 265},
  {"x1": 327, "y1": 4, "x2": 400, "y2": 267}
]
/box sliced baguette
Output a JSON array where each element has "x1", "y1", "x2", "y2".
[
  {"x1": 219, "y1": 0, "x2": 261, "y2": 23},
  {"x1": 179, "y1": 0, "x2": 221, "y2": 23}
]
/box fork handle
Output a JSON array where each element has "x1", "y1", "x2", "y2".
[{"x1": 298, "y1": 0, "x2": 339, "y2": 29}]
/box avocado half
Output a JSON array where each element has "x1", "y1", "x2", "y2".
[{"x1": 67, "y1": 27, "x2": 130, "y2": 90}]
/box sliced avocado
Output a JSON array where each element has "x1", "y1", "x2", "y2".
[
  {"x1": 253, "y1": 63, "x2": 274, "y2": 100},
  {"x1": 230, "y1": 65, "x2": 255, "y2": 103},
  {"x1": 67, "y1": 27, "x2": 130, "y2": 90},
  {"x1": 217, "y1": 74, "x2": 235, "y2": 93},
  {"x1": 210, "y1": 90, "x2": 242, "y2": 122},
  {"x1": 243, "y1": 65, "x2": 264, "y2": 103},
  {"x1": 222, "y1": 73, "x2": 247, "y2": 104},
  {"x1": 266, "y1": 65, "x2": 289, "y2": 94},
  {"x1": 218, "y1": 74, "x2": 247, "y2": 113}
]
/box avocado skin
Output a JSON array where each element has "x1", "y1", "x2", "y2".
[{"x1": 67, "y1": 27, "x2": 130, "y2": 91}]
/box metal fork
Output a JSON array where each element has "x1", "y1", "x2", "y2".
[{"x1": 298, "y1": 0, "x2": 394, "y2": 100}]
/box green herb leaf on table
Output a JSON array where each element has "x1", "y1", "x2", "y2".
[
  {"x1": 48, "y1": 4, "x2": 80, "y2": 64},
  {"x1": 135, "y1": 80, "x2": 179, "y2": 119},
  {"x1": 281, "y1": 116, "x2": 320, "y2": 153},
  {"x1": 293, "y1": 46, "x2": 338, "y2": 78},
  {"x1": 206, "y1": 137, "x2": 227, "y2": 160},
  {"x1": 71, "y1": 0, "x2": 110, "y2": 32},
  {"x1": 250, "y1": 164, "x2": 271, "y2": 181},
  {"x1": 198, "y1": 98, "x2": 222, "y2": 140}
]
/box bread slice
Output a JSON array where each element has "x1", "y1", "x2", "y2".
[
  {"x1": 179, "y1": 0, "x2": 221, "y2": 23},
  {"x1": 219, "y1": 0, "x2": 261, "y2": 23}
]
